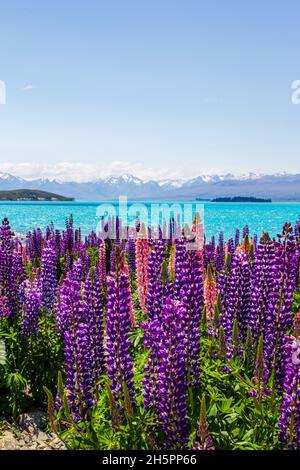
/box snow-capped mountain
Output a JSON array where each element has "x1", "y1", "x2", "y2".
[
  {"x1": 0, "y1": 171, "x2": 300, "y2": 201},
  {"x1": 0, "y1": 172, "x2": 26, "y2": 186}
]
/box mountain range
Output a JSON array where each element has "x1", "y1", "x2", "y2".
[{"x1": 0, "y1": 171, "x2": 300, "y2": 201}]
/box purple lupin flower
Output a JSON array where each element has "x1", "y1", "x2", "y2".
[
  {"x1": 296, "y1": 240, "x2": 300, "y2": 287},
  {"x1": 146, "y1": 240, "x2": 166, "y2": 320},
  {"x1": 294, "y1": 216, "x2": 300, "y2": 284},
  {"x1": 105, "y1": 248, "x2": 134, "y2": 411},
  {"x1": 56, "y1": 275, "x2": 85, "y2": 334},
  {"x1": 125, "y1": 236, "x2": 136, "y2": 274},
  {"x1": 5, "y1": 249, "x2": 26, "y2": 317},
  {"x1": 141, "y1": 242, "x2": 167, "y2": 401},
  {"x1": 63, "y1": 252, "x2": 71, "y2": 277},
  {"x1": 63, "y1": 215, "x2": 74, "y2": 260},
  {"x1": 73, "y1": 321, "x2": 94, "y2": 418},
  {"x1": 12, "y1": 251, "x2": 26, "y2": 282},
  {"x1": 0, "y1": 218, "x2": 14, "y2": 316},
  {"x1": 168, "y1": 218, "x2": 174, "y2": 246},
  {"x1": 79, "y1": 244, "x2": 90, "y2": 276},
  {"x1": 155, "y1": 298, "x2": 189, "y2": 449},
  {"x1": 86, "y1": 230, "x2": 99, "y2": 249},
  {"x1": 215, "y1": 231, "x2": 224, "y2": 271},
  {"x1": 217, "y1": 252, "x2": 232, "y2": 319},
  {"x1": 248, "y1": 233, "x2": 275, "y2": 343},
  {"x1": 0, "y1": 219, "x2": 25, "y2": 317},
  {"x1": 28, "y1": 228, "x2": 43, "y2": 261},
  {"x1": 221, "y1": 252, "x2": 251, "y2": 357},
  {"x1": 0, "y1": 294, "x2": 11, "y2": 318},
  {"x1": 143, "y1": 316, "x2": 161, "y2": 411},
  {"x1": 278, "y1": 334, "x2": 300, "y2": 449},
  {"x1": 174, "y1": 239, "x2": 203, "y2": 385},
  {"x1": 17, "y1": 279, "x2": 27, "y2": 314},
  {"x1": 74, "y1": 227, "x2": 82, "y2": 255},
  {"x1": 20, "y1": 280, "x2": 42, "y2": 338},
  {"x1": 54, "y1": 229, "x2": 62, "y2": 260},
  {"x1": 203, "y1": 242, "x2": 215, "y2": 269},
  {"x1": 265, "y1": 223, "x2": 298, "y2": 388},
  {"x1": 142, "y1": 241, "x2": 169, "y2": 409},
  {"x1": 84, "y1": 269, "x2": 105, "y2": 382},
  {"x1": 174, "y1": 238, "x2": 187, "y2": 297},
  {"x1": 69, "y1": 258, "x2": 85, "y2": 283},
  {"x1": 295, "y1": 215, "x2": 300, "y2": 239},
  {"x1": 63, "y1": 321, "x2": 94, "y2": 421},
  {"x1": 56, "y1": 275, "x2": 94, "y2": 420},
  {"x1": 226, "y1": 238, "x2": 235, "y2": 256},
  {"x1": 238, "y1": 252, "x2": 253, "y2": 341},
  {"x1": 242, "y1": 225, "x2": 249, "y2": 238},
  {"x1": 25, "y1": 231, "x2": 33, "y2": 259},
  {"x1": 45, "y1": 226, "x2": 52, "y2": 240},
  {"x1": 253, "y1": 233, "x2": 258, "y2": 251},
  {"x1": 40, "y1": 240, "x2": 57, "y2": 309}
]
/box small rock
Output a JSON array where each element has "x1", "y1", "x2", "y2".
[
  {"x1": 18, "y1": 411, "x2": 47, "y2": 433},
  {"x1": 37, "y1": 431, "x2": 49, "y2": 441},
  {"x1": 0, "y1": 431, "x2": 19, "y2": 450},
  {"x1": 50, "y1": 437, "x2": 60, "y2": 445},
  {"x1": 1, "y1": 430, "x2": 15, "y2": 439}
]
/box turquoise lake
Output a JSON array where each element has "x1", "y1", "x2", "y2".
[{"x1": 0, "y1": 201, "x2": 299, "y2": 240}]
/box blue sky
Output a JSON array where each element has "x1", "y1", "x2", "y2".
[{"x1": 0, "y1": 0, "x2": 300, "y2": 181}]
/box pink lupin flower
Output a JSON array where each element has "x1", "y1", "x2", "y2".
[
  {"x1": 204, "y1": 264, "x2": 217, "y2": 321},
  {"x1": 236, "y1": 234, "x2": 251, "y2": 254},
  {"x1": 22, "y1": 245, "x2": 28, "y2": 265},
  {"x1": 168, "y1": 244, "x2": 176, "y2": 277},
  {"x1": 135, "y1": 223, "x2": 149, "y2": 313},
  {"x1": 192, "y1": 211, "x2": 204, "y2": 250},
  {"x1": 98, "y1": 241, "x2": 106, "y2": 286},
  {"x1": 16, "y1": 239, "x2": 22, "y2": 254},
  {"x1": 0, "y1": 291, "x2": 11, "y2": 318},
  {"x1": 122, "y1": 258, "x2": 136, "y2": 327}
]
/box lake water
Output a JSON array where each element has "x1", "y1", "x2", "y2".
[{"x1": 0, "y1": 201, "x2": 299, "y2": 241}]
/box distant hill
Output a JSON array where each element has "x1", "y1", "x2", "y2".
[
  {"x1": 210, "y1": 196, "x2": 272, "y2": 203},
  {"x1": 0, "y1": 189, "x2": 74, "y2": 201},
  {"x1": 0, "y1": 171, "x2": 300, "y2": 201}
]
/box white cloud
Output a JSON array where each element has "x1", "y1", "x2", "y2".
[{"x1": 22, "y1": 84, "x2": 35, "y2": 91}]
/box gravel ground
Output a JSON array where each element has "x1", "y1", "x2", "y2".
[{"x1": 0, "y1": 411, "x2": 66, "y2": 451}]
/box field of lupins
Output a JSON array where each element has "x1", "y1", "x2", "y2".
[{"x1": 0, "y1": 214, "x2": 300, "y2": 450}]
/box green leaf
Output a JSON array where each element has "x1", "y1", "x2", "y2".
[
  {"x1": 219, "y1": 398, "x2": 233, "y2": 413},
  {"x1": 208, "y1": 403, "x2": 218, "y2": 417},
  {"x1": 0, "y1": 341, "x2": 5, "y2": 365}
]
